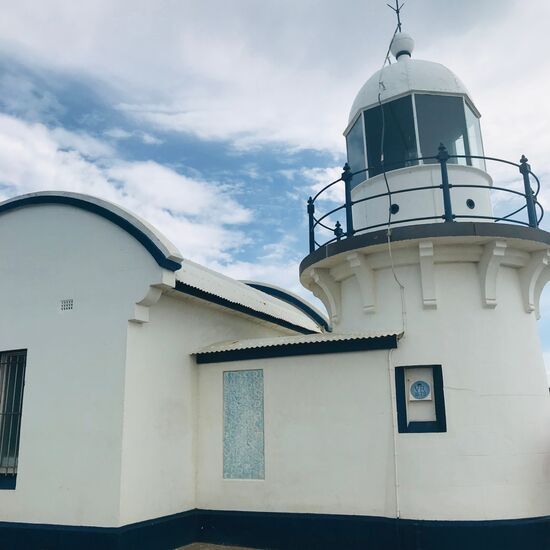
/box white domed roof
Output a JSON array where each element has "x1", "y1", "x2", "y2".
[{"x1": 348, "y1": 56, "x2": 477, "y2": 125}]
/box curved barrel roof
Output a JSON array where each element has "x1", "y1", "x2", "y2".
[
  {"x1": 0, "y1": 191, "x2": 324, "y2": 334},
  {"x1": 0, "y1": 191, "x2": 183, "y2": 270}
]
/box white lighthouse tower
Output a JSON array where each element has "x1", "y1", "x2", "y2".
[
  {"x1": 2, "y1": 11, "x2": 550, "y2": 549},
  {"x1": 300, "y1": 29, "x2": 550, "y2": 544}
]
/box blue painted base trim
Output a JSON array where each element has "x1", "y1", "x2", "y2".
[
  {"x1": 199, "y1": 510, "x2": 550, "y2": 550},
  {"x1": 0, "y1": 509, "x2": 549, "y2": 550},
  {"x1": 0, "y1": 510, "x2": 197, "y2": 550}
]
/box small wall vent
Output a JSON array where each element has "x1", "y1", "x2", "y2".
[{"x1": 60, "y1": 299, "x2": 74, "y2": 311}]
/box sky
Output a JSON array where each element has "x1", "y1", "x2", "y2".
[{"x1": 0, "y1": 0, "x2": 549, "y2": 372}]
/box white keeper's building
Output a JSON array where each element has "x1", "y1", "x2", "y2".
[{"x1": 0, "y1": 31, "x2": 549, "y2": 550}]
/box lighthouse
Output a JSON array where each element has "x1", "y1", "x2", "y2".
[
  {"x1": 300, "y1": 28, "x2": 550, "y2": 546},
  {"x1": 1, "y1": 13, "x2": 550, "y2": 550}
]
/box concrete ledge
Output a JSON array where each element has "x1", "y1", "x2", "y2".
[{"x1": 300, "y1": 222, "x2": 550, "y2": 274}]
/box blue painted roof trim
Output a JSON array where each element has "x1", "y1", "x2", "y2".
[
  {"x1": 175, "y1": 281, "x2": 317, "y2": 335},
  {"x1": 196, "y1": 334, "x2": 398, "y2": 364},
  {"x1": 0, "y1": 194, "x2": 182, "y2": 271},
  {"x1": 244, "y1": 282, "x2": 331, "y2": 332}
]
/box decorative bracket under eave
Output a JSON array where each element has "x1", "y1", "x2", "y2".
[
  {"x1": 130, "y1": 269, "x2": 177, "y2": 324},
  {"x1": 346, "y1": 252, "x2": 376, "y2": 314},
  {"x1": 478, "y1": 240, "x2": 507, "y2": 308},
  {"x1": 310, "y1": 268, "x2": 341, "y2": 324},
  {"x1": 520, "y1": 249, "x2": 550, "y2": 314},
  {"x1": 419, "y1": 241, "x2": 437, "y2": 309}
]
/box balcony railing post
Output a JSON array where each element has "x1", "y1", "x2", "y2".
[
  {"x1": 342, "y1": 163, "x2": 354, "y2": 237},
  {"x1": 519, "y1": 155, "x2": 538, "y2": 228},
  {"x1": 437, "y1": 144, "x2": 454, "y2": 222},
  {"x1": 307, "y1": 196, "x2": 315, "y2": 253},
  {"x1": 334, "y1": 221, "x2": 343, "y2": 241}
]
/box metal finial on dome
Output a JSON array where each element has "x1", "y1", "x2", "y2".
[
  {"x1": 390, "y1": 32, "x2": 415, "y2": 60},
  {"x1": 387, "y1": 0, "x2": 405, "y2": 32}
]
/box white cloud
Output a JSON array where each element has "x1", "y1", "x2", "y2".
[
  {"x1": 221, "y1": 257, "x2": 304, "y2": 295},
  {"x1": 0, "y1": 0, "x2": 543, "y2": 157},
  {"x1": 302, "y1": 166, "x2": 345, "y2": 203},
  {"x1": 0, "y1": 0, "x2": 547, "y2": 316},
  {"x1": 104, "y1": 127, "x2": 162, "y2": 145},
  {"x1": 140, "y1": 132, "x2": 162, "y2": 145},
  {"x1": 107, "y1": 161, "x2": 250, "y2": 224},
  {"x1": 0, "y1": 72, "x2": 64, "y2": 122},
  {"x1": 103, "y1": 128, "x2": 132, "y2": 140},
  {"x1": 206, "y1": 230, "x2": 326, "y2": 314},
  {"x1": 0, "y1": 113, "x2": 251, "y2": 265},
  {"x1": 50, "y1": 126, "x2": 114, "y2": 158}
]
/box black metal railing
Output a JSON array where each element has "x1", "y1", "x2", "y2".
[{"x1": 307, "y1": 144, "x2": 544, "y2": 253}]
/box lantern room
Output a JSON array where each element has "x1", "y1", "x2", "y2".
[
  {"x1": 344, "y1": 32, "x2": 485, "y2": 188},
  {"x1": 304, "y1": 31, "x2": 542, "y2": 253}
]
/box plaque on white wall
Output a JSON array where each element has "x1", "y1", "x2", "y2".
[
  {"x1": 409, "y1": 380, "x2": 432, "y2": 401},
  {"x1": 223, "y1": 369, "x2": 265, "y2": 480},
  {"x1": 396, "y1": 365, "x2": 446, "y2": 433}
]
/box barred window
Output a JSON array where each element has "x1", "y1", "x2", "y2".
[{"x1": 0, "y1": 350, "x2": 27, "y2": 486}]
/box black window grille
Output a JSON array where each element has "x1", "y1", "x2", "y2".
[{"x1": 0, "y1": 350, "x2": 26, "y2": 478}]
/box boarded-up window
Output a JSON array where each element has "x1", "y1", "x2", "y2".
[{"x1": 223, "y1": 369, "x2": 264, "y2": 479}]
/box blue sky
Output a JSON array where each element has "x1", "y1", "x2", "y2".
[{"x1": 0, "y1": 0, "x2": 549, "y2": 371}]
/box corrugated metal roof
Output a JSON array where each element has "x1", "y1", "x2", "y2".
[
  {"x1": 195, "y1": 331, "x2": 402, "y2": 355},
  {"x1": 175, "y1": 260, "x2": 322, "y2": 333},
  {"x1": 242, "y1": 280, "x2": 330, "y2": 331}
]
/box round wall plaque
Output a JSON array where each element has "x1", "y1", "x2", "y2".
[{"x1": 410, "y1": 380, "x2": 431, "y2": 400}]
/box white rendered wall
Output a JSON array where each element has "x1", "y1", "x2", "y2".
[
  {"x1": 118, "y1": 295, "x2": 287, "y2": 526},
  {"x1": 0, "y1": 203, "x2": 293, "y2": 528},
  {"x1": 0, "y1": 204, "x2": 164, "y2": 527},
  {"x1": 302, "y1": 238, "x2": 550, "y2": 520},
  {"x1": 197, "y1": 350, "x2": 397, "y2": 517},
  {"x1": 391, "y1": 262, "x2": 550, "y2": 520},
  {"x1": 351, "y1": 164, "x2": 492, "y2": 232}
]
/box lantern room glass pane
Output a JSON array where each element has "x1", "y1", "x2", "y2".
[
  {"x1": 346, "y1": 115, "x2": 366, "y2": 189},
  {"x1": 465, "y1": 103, "x2": 486, "y2": 170},
  {"x1": 364, "y1": 95, "x2": 418, "y2": 178},
  {"x1": 415, "y1": 94, "x2": 470, "y2": 165}
]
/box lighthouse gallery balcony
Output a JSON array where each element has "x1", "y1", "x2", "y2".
[{"x1": 305, "y1": 149, "x2": 544, "y2": 255}]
